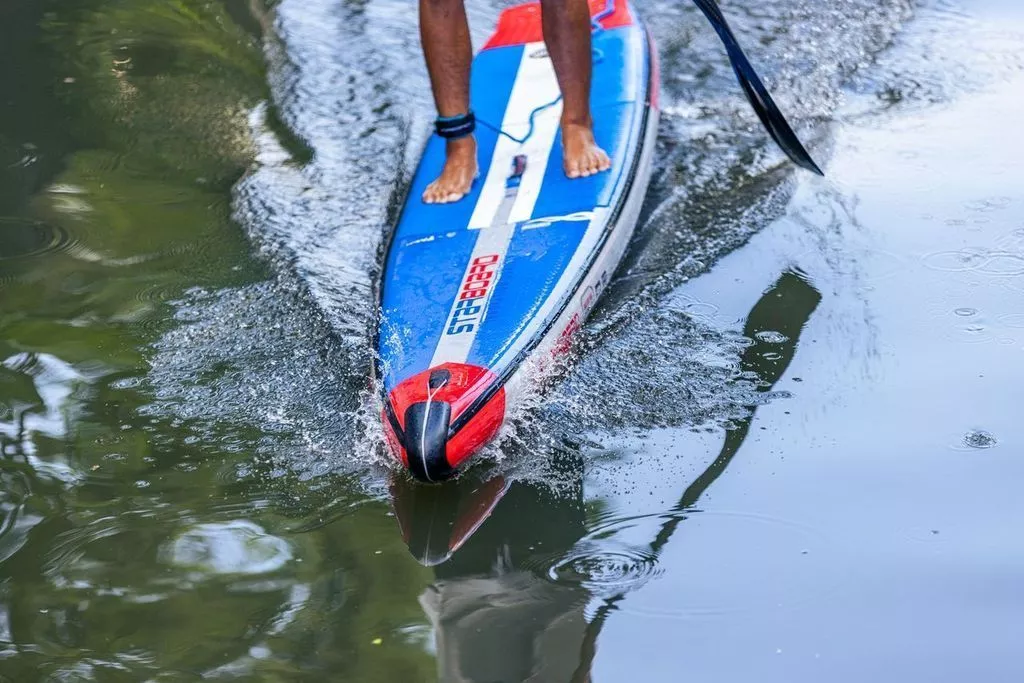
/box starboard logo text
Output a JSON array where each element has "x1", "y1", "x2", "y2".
[{"x1": 446, "y1": 254, "x2": 500, "y2": 335}]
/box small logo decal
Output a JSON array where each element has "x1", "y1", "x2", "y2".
[
  {"x1": 520, "y1": 211, "x2": 596, "y2": 231},
  {"x1": 446, "y1": 254, "x2": 500, "y2": 335}
]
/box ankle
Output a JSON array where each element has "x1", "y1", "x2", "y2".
[
  {"x1": 445, "y1": 135, "x2": 476, "y2": 155},
  {"x1": 560, "y1": 113, "x2": 593, "y2": 129}
]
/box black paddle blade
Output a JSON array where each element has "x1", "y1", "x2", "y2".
[{"x1": 691, "y1": 0, "x2": 824, "y2": 175}]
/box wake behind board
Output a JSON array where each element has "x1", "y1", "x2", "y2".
[{"x1": 377, "y1": 0, "x2": 659, "y2": 481}]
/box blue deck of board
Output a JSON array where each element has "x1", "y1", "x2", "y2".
[{"x1": 379, "y1": 23, "x2": 649, "y2": 392}]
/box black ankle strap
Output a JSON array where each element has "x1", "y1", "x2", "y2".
[{"x1": 435, "y1": 112, "x2": 476, "y2": 139}]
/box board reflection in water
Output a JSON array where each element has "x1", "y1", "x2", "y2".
[{"x1": 387, "y1": 269, "x2": 821, "y2": 681}]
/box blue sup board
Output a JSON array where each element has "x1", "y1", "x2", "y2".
[{"x1": 377, "y1": 0, "x2": 659, "y2": 481}]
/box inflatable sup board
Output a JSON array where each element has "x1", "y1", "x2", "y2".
[{"x1": 376, "y1": 0, "x2": 658, "y2": 481}]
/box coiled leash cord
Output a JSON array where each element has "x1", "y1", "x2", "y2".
[{"x1": 434, "y1": 0, "x2": 616, "y2": 146}]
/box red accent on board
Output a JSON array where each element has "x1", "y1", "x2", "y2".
[
  {"x1": 447, "y1": 476, "x2": 510, "y2": 552},
  {"x1": 386, "y1": 363, "x2": 506, "y2": 472},
  {"x1": 553, "y1": 312, "x2": 582, "y2": 357},
  {"x1": 483, "y1": 0, "x2": 634, "y2": 50},
  {"x1": 382, "y1": 416, "x2": 408, "y2": 467},
  {"x1": 388, "y1": 473, "x2": 510, "y2": 562},
  {"x1": 647, "y1": 28, "x2": 661, "y2": 109}
]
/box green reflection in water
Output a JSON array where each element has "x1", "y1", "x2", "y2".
[{"x1": 0, "y1": 0, "x2": 436, "y2": 679}]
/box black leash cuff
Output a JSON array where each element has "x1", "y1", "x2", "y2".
[{"x1": 435, "y1": 111, "x2": 476, "y2": 139}]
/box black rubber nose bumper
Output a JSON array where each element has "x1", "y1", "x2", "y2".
[{"x1": 404, "y1": 400, "x2": 455, "y2": 483}]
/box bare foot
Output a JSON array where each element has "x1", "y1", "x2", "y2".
[
  {"x1": 423, "y1": 136, "x2": 478, "y2": 204},
  {"x1": 562, "y1": 121, "x2": 611, "y2": 179}
]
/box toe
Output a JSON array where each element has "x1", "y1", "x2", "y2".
[
  {"x1": 423, "y1": 180, "x2": 443, "y2": 203},
  {"x1": 564, "y1": 157, "x2": 581, "y2": 179},
  {"x1": 581, "y1": 153, "x2": 599, "y2": 176}
]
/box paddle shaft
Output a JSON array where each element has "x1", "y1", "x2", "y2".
[{"x1": 691, "y1": 0, "x2": 824, "y2": 175}]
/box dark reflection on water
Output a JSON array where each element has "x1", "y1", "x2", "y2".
[
  {"x1": 393, "y1": 465, "x2": 591, "y2": 682},
  {"x1": 649, "y1": 270, "x2": 820, "y2": 547},
  {"x1": 388, "y1": 270, "x2": 820, "y2": 681}
]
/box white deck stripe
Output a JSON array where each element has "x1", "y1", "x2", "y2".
[
  {"x1": 430, "y1": 195, "x2": 518, "y2": 366},
  {"x1": 507, "y1": 102, "x2": 562, "y2": 224},
  {"x1": 431, "y1": 42, "x2": 563, "y2": 366},
  {"x1": 469, "y1": 43, "x2": 561, "y2": 230}
]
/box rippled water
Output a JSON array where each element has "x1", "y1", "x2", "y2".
[{"x1": 2, "y1": 0, "x2": 1024, "y2": 679}]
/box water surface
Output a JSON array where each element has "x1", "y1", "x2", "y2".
[{"x1": 2, "y1": 0, "x2": 1023, "y2": 680}]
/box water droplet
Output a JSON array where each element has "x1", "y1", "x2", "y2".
[
  {"x1": 998, "y1": 313, "x2": 1024, "y2": 328},
  {"x1": 963, "y1": 430, "x2": 997, "y2": 449},
  {"x1": 163, "y1": 520, "x2": 293, "y2": 575},
  {"x1": 0, "y1": 217, "x2": 74, "y2": 260},
  {"x1": 981, "y1": 253, "x2": 1024, "y2": 276},
  {"x1": 922, "y1": 249, "x2": 985, "y2": 272},
  {"x1": 110, "y1": 376, "x2": 143, "y2": 390},
  {"x1": 947, "y1": 322, "x2": 995, "y2": 345},
  {"x1": 540, "y1": 545, "x2": 662, "y2": 593},
  {"x1": 754, "y1": 330, "x2": 789, "y2": 344}
]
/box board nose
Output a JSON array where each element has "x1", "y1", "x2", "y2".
[
  {"x1": 383, "y1": 362, "x2": 507, "y2": 483},
  {"x1": 403, "y1": 399, "x2": 454, "y2": 482}
]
